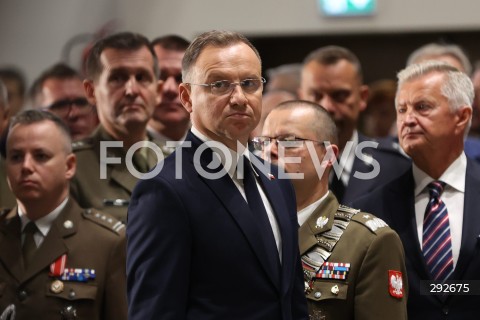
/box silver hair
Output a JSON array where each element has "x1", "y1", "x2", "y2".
[
  {"x1": 407, "y1": 43, "x2": 472, "y2": 75},
  {"x1": 397, "y1": 61, "x2": 474, "y2": 134}
]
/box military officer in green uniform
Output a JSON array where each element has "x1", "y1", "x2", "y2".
[
  {"x1": 258, "y1": 100, "x2": 408, "y2": 320},
  {"x1": 0, "y1": 79, "x2": 16, "y2": 208},
  {"x1": 71, "y1": 32, "x2": 164, "y2": 222},
  {"x1": 0, "y1": 110, "x2": 127, "y2": 319}
]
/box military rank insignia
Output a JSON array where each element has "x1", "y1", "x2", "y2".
[{"x1": 388, "y1": 270, "x2": 404, "y2": 298}]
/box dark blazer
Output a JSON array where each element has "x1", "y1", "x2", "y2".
[
  {"x1": 0, "y1": 198, "x2": 127, "y2": 320},
  {"x1": 127, "y1": 131, "x2": 308, "y2": 320},
  {"x1": 337, "y1": 134, "x2": 411, "y2": 205},
  {"x1": 352, "y1": 158, "x2": 480, "y2": 320}
]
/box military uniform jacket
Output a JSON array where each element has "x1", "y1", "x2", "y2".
[
  {"x1": 71, "y1": 125, "x2": 164, "y2": 222},
  {"x1": 0, "y1": 198, "x2": 127, "y2": 320},
  {"x1": 299, "y1": 192, "x2": 408, "y2": 320}
]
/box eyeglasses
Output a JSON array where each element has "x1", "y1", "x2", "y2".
[
  {"x1": 42, "y1": 98, "x2": 93, "y2": 118},
  {"x1": 252, "y1": 135, "x2": 323, "y2": 151},
  {"x1": 186, "y1": 78, "x2": 266, "y2": 96}
]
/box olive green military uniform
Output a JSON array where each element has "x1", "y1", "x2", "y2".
[
  {"x1": 299, "y1": 192, "x2": 408, "y2": 320},
  {"x1": 0, "y1": 157, "x2": 15, "y2": 208},
  {"x1": 71, "y1": 125, "x2": 165, "y2": 222},
  {"x1": 0, "y1": 198, "x2": 127, "y2": 320}
]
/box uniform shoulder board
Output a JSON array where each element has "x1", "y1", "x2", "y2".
[
  {"x1": 82, "y1": 208, "x2": 125, "y2": 235},
  {"x1": 335, "y1": 205, "x2": 360, "y2": 221},
  {"x1": 72, "y1": 138, "x2": 94, "y2": 152},
  {"x1": 352, "y1": 212, "x2": 389, "y2": 234}
]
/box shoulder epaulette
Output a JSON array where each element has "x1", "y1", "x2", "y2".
[
  {"x1": 82, "y1": 208, "x2": 125, "y2": 235},
  {"x1": 72, "y1": 138, "x2": 94, "y2": 152},
  {"x1": 351, "y1": 212, "x2": 389, "y2": 234}
]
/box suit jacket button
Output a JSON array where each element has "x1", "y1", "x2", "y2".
[
  {"x1": 18, "y1": 290, "x2": 27, "y2": 301},
  {"x1": 314, "y1": 291, "x2": 322, "y2": 298},
  {"x1": 442, "y1": 307, "x2": 449, "y2": 315}
]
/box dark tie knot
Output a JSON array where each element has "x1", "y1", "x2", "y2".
[
  {"x1": 23, "y1": 221, "x2": 38, "y2": 235},
  {"x1": 428, "y1": 181, "x2": 446, "y2": 199}
]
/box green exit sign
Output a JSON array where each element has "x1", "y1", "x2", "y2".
[{"x1": 319, "y1": 0, "x2": 376, "y2": 16}]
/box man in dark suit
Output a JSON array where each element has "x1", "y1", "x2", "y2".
[
  {"x1": 353, "y1": 61, "x2": 478, "y2": 319},
  {"x1": 127, "y1": 30, "x2": 308, "y2": 320},
  {"x1": 298, "y1": 46, "x2": 410, "y2": 205},
  {"x1": 0, "y1": 110, "x2": 127, "y2": 319},
  {"x1": 257, "y1": 100, "x2": 408, "y2": 319}
]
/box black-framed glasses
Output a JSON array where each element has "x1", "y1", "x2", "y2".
[
  {"x1": 186, "y1": 78, "x2": 266, "y2": 96},
  {"x1": 252, "y1": 135, "x2": 323, "y2": 151},
  {"x1": 42, "y1": 98, "x2": 93, "y2": 118}
]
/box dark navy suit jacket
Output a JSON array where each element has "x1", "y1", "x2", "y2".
[
  {"x1": 336, "y1": 133, "x2": 411, "y2": 205},
  {"x1": 127, "y1": 132, "x2": 308, "y2": 320},
  {"x1": 353, "y1": 158, "x2": 480, "y2": 320}
]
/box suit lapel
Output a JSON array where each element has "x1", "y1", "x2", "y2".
[
  {"x1": 453, "y1": 159, "x2": 480, "y2": 279},
  {"x1": 0, "y1": 209, "x2": 23, "y2": 282},
  {"x1": 255, "y1": 163, "x2": 289, "y2": 292},
  {"x1": 187, "y1": 133, "x2": 280, "y2": 290},
  {"x1": 21, "y1": 199, "x2": 78, "y2": 283},
  {"x1": 386, "y1": 171, "x2": 431, "y2": 280}
]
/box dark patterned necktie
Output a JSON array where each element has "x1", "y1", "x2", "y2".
[{"x1": 422, "y1": 181, "x2": 454, "y2": 282}]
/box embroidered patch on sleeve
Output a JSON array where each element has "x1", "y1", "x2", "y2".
[{"x1": 389, "y1": 270, "x2": 404, "y2": 298}]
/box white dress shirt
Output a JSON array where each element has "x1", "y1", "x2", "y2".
[
  {"x1": 19, "y1": 197, "x2": 68, "y2": 248},
  {"x1": 413, "y1": 153, "x2": 466, "y2": 268}
]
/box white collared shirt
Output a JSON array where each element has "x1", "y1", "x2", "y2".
[
  {"x1": 191, "y1": 126, "x2": 282, "y2": 261},
  {"x1": 297, "y1": 191, "x2": 330, "y2": 226},
  {"x1": 19, "y1": 197, "x2": 69, "y2": 248},
  {"x1": 413, "y1": 153, "x2": 466, "y2": 268}
]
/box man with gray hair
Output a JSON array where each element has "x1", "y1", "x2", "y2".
[
  {"x1": 354, "y1": 61, "x2": 480, "y2": 320},
  {"x1": 407, "y1": 42, "x2": 472, "y2": 75}
]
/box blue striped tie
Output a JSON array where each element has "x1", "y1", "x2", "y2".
[{"x1": 422, "y1": 181, "x2": 454, "y2": 282}]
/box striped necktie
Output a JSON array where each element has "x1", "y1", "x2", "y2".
[{"x1": 422, "y1": 181, "x2": 454, "y2": 282}]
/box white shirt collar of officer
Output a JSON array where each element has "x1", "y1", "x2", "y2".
[
  {"x1": 297, "y1": 191, "x2": 331, "y2": 226},
  {"x1": 19, "y1": 196, "x2": 69, "y2": 237}
]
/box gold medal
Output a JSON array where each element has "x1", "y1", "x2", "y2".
[{"x1": 50, "y1": 280, "x2": 64, "y2": 293}]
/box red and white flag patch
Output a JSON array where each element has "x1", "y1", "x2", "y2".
[{"x1": 388, "y1": 270, "x2": 404, "y2": 298}]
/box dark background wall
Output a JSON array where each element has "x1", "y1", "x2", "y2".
[{"x1": 251, "y1": 30, "x2": 480, "y2": 83}]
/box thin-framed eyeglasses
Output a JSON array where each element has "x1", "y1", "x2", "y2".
[
  {"x1": 42, "y1": 98, "x2": 94, "y2": 118},
  {"x1": 252, "y1": 135, "x2": 324, "y2": 151},
  {"x1": 186, "y1": 78, "x2": 266, "y2": 96}
]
